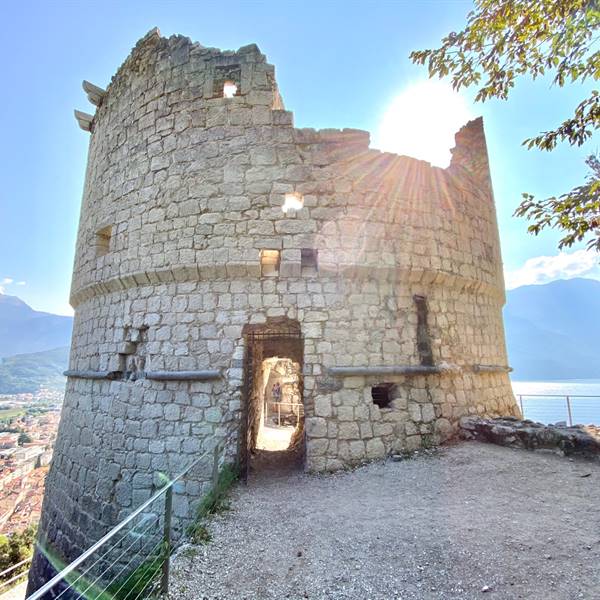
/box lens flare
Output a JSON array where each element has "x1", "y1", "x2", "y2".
[{"x1": 374, "y1": 80, "x2": 473, "y2": 168}]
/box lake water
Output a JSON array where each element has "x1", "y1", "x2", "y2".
[{"x1": 511, "y1": 379, "x2": 600, "y2": 425}]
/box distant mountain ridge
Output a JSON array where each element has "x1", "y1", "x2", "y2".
[
  {"x1": 0, "y1": 347, "x2": 70, "y2": 394},
  {"x1": 0, "y1": 280, "x2": 597, "y2": 393},
  {"x1": 504, "y1": 278, "x2": 600, "y2": 380},
  {"x1": 0, "y1": 294, "x2": 73, "y2": 394},
  {"x1": 0, "y1": 294, "x2": 73, "y2": 358}
]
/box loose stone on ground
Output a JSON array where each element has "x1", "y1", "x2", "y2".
[{"x1": 169, "y1": 442, "x2": 600, "y2": 599}]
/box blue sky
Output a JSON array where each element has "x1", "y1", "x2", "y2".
[{"x1": 0, "y1": 0, "x2": 597, "y2": 315}]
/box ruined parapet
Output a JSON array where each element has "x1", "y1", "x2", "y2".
[
  {"x1": 29, "y1": 29, "x2": 519, "y2": 594},
  {"x1": 449, "y1": 116, "x2": 492, "y2": 190},
  {"x1": 461, "y1": 417, "x2": 600, "y2": 458}
]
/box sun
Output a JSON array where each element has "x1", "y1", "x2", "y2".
[{"x1": 374, "y1": 80, "x2": 473, "y2": 168}]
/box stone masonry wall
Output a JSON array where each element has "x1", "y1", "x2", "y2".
[{"x1": 29, "y1": 29, "x2": 518, "y2": 593}]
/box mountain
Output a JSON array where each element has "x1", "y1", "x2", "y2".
[
  {"x1": 0, "y1": 281, "x2": 597, "y2": 391},
  {"x1": 0, "y1": 347, "x2": 69, "y2": 394},
  {"x1": 0, "y1": 294, "x2": 73, "y2": 358},
  {"x1": 504, "y1": 278, "x2": 600, "y2": 380}
]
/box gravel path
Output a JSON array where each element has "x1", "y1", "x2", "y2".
[
  {"x1": 170, "y1": 442, "x2": 600, "y2": 599},
  {"x1": 0, "y1": 581, "x2": 26, "y2": 600}
]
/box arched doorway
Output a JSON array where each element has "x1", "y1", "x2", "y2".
[{"x1": 241, "y1": 319, "x2": 304, "y2": 480}]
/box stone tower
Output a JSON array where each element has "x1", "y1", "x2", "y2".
[{"x1": 29, "y1": 29, "x2": 519, "y2": 592}]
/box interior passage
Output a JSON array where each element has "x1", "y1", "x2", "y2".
[
  {"x1": 256, "y1": 357, "x2": 303, "y2": 452},
  {"x1": 245, "y1": 325, "x2": 305, "y2": 477}
]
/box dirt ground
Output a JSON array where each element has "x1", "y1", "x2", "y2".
[
  {"x1": 0, "y1": 581, "x2": 26, "y2": 600},
  {"x1": 169, "y1": 442, "x2": 600, "y2": 599}
]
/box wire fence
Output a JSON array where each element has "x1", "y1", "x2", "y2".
[
  {"x1": 24, "y1": 439, "x2": 228, "y2": 600},
  {"x1": 518, "y1": 394, "x2": 600, "y2": 426},
  {"x1": 8, "y1": 396, "x2": 598, "y2": 598},
  {"x1": 0, "y1": 556, "x2": 33, "y2": 595}
]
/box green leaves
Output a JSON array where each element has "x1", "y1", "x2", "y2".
[
  {"x1": 524, "y1": 91, "x2": 600, "y2": 150},
  {"x1": 410, "y1": 0, "x2": 600, "y2": 108},
  {"x1": 410, "y1": 0, "x2": 600, "y2": 253},
  {"x1": 514, "y1": 155, "x2": 600, "y2": 252},
  {"x1": 0, "y1": 525, "x2": 36, "y2": 581}
]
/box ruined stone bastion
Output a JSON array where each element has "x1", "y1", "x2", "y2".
[{"x1": 29, "y1": 28, "x2": 519, "y2": 592}]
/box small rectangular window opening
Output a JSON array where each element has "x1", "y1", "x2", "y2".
[
  {"x1": 213, "y1": 65, "x2": 241, "y2": 98},
  {"x1": 95, "y1": 226, "x2": 112, "y2": 257},
  {"x1": 223, "y1": 81, "x2": 238, "y2": 98},
  {"x1": 282, "y1": 192, "x2": 304, "y2": 213},
  {"x1": 301, "y1": 248, "x2": 318, "y2": 273},
  {"x1": 260, "y1": 249, "x2": 280, "y2": 277},
  {"x1": 371, "y1": 383, "x2": 395, "y2": 409}
]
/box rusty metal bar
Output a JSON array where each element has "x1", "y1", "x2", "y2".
[
  {"x1": 146, "y1": 370, "x2": 221, "y2": 381},
  {"x1": 329, "y1": 365, "x2": 442, "y2": 376}
]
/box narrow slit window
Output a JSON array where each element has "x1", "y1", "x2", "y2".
[
  {"x1": 413, "y1": 295, "x2": 434, "y2": 367},
  {"x1": 301, "y1": 248, "x2": 318, "y2": 272},
  {"x1": 260, "y1": 249, "x2": 280, "y2": 277},
  {"x1": 95, "y1": 226, "x2": 112, "y2": 257},
  {"x1": 371, "y1": 383, "x2": 395, "y2": 409},
  {"x1": 282, "y1": 192, "x2": 304, "y2": 213}
]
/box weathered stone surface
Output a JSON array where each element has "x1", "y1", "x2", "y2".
[
  {"x1": 434, "y1": 417, "x2": 454, "y2": 442},
  {"x1": 460, "y1": 417, "x2": 600, "y2": 457},
  {"x1": 31, "y1": 28, "x2": 519, "y2": 595}
]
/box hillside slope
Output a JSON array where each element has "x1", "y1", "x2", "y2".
[
  {"x1": 0, "y1": 347, "x2": 69, "y2": 394},
  {"x1": 504, "y1": 278, "x2": 600, "y2": 380},
  {"x1": 0, "y1": 294, "x2": 72, "y2": 358}
]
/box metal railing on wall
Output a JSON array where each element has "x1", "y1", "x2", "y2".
[
  {"x1": 517, "y1": 394, "x2": 600, "y2": 426},
  {"x1": 0, "y1": 556, "x2": 33, "y2": 595},
  {"x1": 25, "y1": 438, "x2": 230, "y2": 600},
  {"x1": 263, "y1": 400, "x2": 304, "y2": 427}
]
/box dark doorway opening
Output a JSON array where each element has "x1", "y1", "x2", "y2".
[{"x1": 241, "y1": 320, "x2": 304, "y2": 481}]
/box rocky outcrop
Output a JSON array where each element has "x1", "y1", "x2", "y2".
[{"x1": 460, "y1": 416, "x2": 600, "y2": 458}]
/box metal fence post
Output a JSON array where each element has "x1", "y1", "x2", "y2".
[
  {"x1": 161, "y1": 486, "x2": 173, "y2": 595},
  {"x1": 212, "y1": 444, "x2": 220, "y2": 494},
  {"x1": 566, "y1": 396, "x2": 573, "y2": 426},
  {"x1": 518, "y1": 394, "x2": 524, "y2": 417}
]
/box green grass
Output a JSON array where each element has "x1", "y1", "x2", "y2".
[
  {"x1": 0, "y1": 408, "x2": 25, "y2": 422},
  {"x1": 187, "y1": 463, "x2": 239, "y2": 543},
  {"x1": 107, "y1": 549, "x2": 165, "y2": 599},
  {"x1": 55, "y1": 545, "x2": 166, "y2": 600}
]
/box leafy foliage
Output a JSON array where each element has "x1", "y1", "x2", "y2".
[
  {"x1": 410, "y1": 0, "x2": 600, "y2": 251},
  {"x1": 515, "y1": 155, "x2": 600, "y2": 250},
  {"x1": 38, "y1": 538, "x2": 165, "y2": 600},
  {"x1": 0, "y1": 526, "x2": 36, "y2": 583},
  {"x1": 107, "y1": 549, "x2": 165, "y2": 599},
  {"x1": 187, "y1": 463, "x2": 238, "y2": 544},
  {"x1": 18, "y1": 432, "x2": 32, "y2": 445}
]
